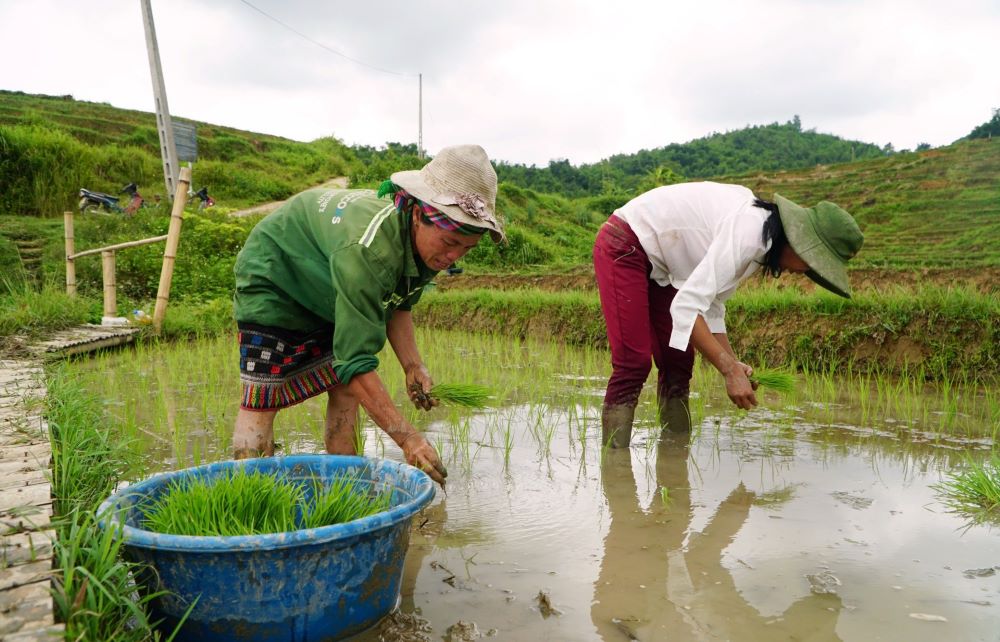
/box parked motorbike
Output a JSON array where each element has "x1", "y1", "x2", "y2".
[
  {"x1": 193, "y1": 186, "x2": 215, "y2": 210},
  {"x1": 78, "y1": 183, "x2": 144, "y2": 215}
]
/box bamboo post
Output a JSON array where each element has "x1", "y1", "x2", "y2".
[
  {"x1": 153, "y1": 166, "x2": 192, "y2": 334},
  {"x1": 64, "y1": 211, "x2": 76, "y2": 296},
  {"x1": 101, "y1": 250, "x2": 116, "y2": 318}
]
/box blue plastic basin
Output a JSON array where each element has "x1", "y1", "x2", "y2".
[{"x1": 97, "y1": 454, "x2": 434, "y2": 641}]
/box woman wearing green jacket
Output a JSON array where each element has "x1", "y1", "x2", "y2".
[{"x1": 232, "y1": 145, "x2": 504, "y2": 486}]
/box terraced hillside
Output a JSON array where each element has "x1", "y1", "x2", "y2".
[
  {"x1": 0, "y1": 90, "x2": 295, "y2": 156},
  {"x1": 736, "y1": 140, "x2": 1000, "y2": 268},
  {"x1": 1, "y1": 89, "x2": 998, "y2": 270}
]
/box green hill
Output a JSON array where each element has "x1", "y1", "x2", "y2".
[
  {"x1": 495, "y1": 116, "x2": 889, "y2": 198},
  {"x1": 733, "y1": 141, "x2": 1000, "y2": 268},
  {"x1": 0, "y1": 89, "x2": 354, "y2": 213},
  {"x1": 0, "y1": 90, "x2": 998, "y2": 273}
]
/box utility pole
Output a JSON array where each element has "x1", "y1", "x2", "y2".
[
  {"x1": 140, "y1": 0, "x2": 181, "y2": 199},
  {"x1": 418, "y1": 73, "x2": 424, "y2": 160}
]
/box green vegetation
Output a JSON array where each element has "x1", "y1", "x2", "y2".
[
  {"x1": 0, "y1": 281, "x2": 95, "y2": 339},
  {"x1": 0, "y1": 90, "x2": 353, "y2": 213},
  {"x1": 966, "y1": 107, "x2": 1000, "y2": 141},
  {"x1": 45, "y1": 365, "x2": 174, "y2": 641},
  {"x1": 933, "y1": 453, "x2": 1000, "y2": 525},
  {"x1": 69, "y1": 328, "x2": 998, "y2": 480},
  {"x1": 736, "y1": 140, "x2": 1000, "y2": 268},
  {"x1": 430, "y1": 383, "x2": 495, "y2": 408},
  {"x1": 496, "y1": 116, "x2": 889, "y2": 198},
  {"x1": 140, "y1": 468, "x2": 390, "y2": 537},
  {"x1": 3, "y1": 90, "x2": 999, "y2": 271},
  {"x1": 0, "y1": 90, "x2": 997, "y2": 377},
  {"x1": 415, "y1": 285, "x2": 999, "y2": 382},
  {"x1": 750, "y1": 369, "x2": 797, "y2": 394}
]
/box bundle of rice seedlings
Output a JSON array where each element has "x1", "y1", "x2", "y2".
[
  {"x1": 429, "y1": 383, "x2": 493, "y2": 408},
  {"x1": 750, "y1": 368, "x2": 797, "y2": 394},
  {"x1": 300, "y1": 475, "x2": 392, "y2": 529},
  {"x1": 141, "y1": 468, "x2": 391, "y2": 537}
]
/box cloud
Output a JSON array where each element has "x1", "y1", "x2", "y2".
[{"x1": 3, "y1": 0, "x2": 1000, "y2": 164}]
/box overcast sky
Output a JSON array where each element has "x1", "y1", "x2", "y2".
[{"x1": 4, "y1": 0, "x2": 999, "y2": 166}]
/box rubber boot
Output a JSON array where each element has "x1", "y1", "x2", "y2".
[
  {"x1": 601, "y1": 404, "x2": 635, "y2": 448},
  {"x1": 658, "y1": 395, "x2": 691, "y2": 434}
]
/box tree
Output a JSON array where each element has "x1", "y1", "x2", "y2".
[
  {"x1": 967, "y1": 108, "x2": 1000, "y2": 140},
  {"x1": 638, "y1": 165, "x2": 685, "y2": 192}
]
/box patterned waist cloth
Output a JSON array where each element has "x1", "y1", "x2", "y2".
[{"x1": 237, "y1": 322, "x2": 339, "y2": 410}]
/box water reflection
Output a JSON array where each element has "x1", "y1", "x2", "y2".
[{"x1": 593, "y1": 434, "x2": 843, "y2": 641}]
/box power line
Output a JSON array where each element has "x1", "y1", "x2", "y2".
[{"x1": 238, "y1": 0, "x2": 415, "y2": 77}]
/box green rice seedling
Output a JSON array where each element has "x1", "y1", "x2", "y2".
[
  {"x1": 430, "y1": 383, "x2": 494, "y2": 408},
  {"x1": 300, "y1": 475, "x2": 391, "y2": 529},
  {"x1": 142, "y1": 469, "x2": 302, "y2": 537},
  {"x1": 932, "y1": 453, "x2": 1000, "y2": 523},
  {"x1": 45, "y1": 366, "x2": 191, "y2": 641},
  {"x1": 751, "y1": 368, "x2": 797, "y2": 394},
  {"x1": 141, "y1": 468, "x2": 393, "y2": 536},
  {"x1": 658, "y1": 486, "x2": 672, "y2": 508}
]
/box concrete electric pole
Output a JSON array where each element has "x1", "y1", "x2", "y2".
[{"x1": 139, "y1": 0, "x2": 181, "y2": 199}]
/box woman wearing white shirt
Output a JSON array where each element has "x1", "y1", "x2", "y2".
[{"x1": 593, "y1": 181, "x2": 863, "y2": 447}]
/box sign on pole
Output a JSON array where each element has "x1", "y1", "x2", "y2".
[{"x1": 173, "y1": 121, "x2": 198, "y2": 162}]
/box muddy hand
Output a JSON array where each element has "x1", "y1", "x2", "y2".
[
  {"x1": 724, "y1": 362, "x2": 758, "y2": 410},
  {"x1": 401, "y1": 431, "x2": 448, "y2": 486},
  {"x1": 406, "y1": 364, "x2": 439, "y2": 411},
  {"x1": 408, "y1": 383, "x2": 433, "y2": 410},
  {"x1": 743, "y1": 363, "x2": 759, "y2": 391}
]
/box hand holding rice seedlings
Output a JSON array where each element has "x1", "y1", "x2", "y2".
[
  {"x1": 430, "y1": 383, "x2": 494, "y2": 408},
  {"x1": 751, "y1": 368, "x2": 797, "y2": 394},
  {"x1": 140, "y1": 469, "x2": 391, "y2": 537}
]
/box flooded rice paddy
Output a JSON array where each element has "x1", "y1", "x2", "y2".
[{"x1": 75, "y1": 331, "x2": 999, "y2": 641}]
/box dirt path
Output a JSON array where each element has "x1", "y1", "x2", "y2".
[{"x1": 229, "y1": 177, "x2": 348, "y2": 218}]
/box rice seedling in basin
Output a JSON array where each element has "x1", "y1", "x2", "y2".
[{"x1": 141, "y1": 468, "x2": 391, "y2": 537}]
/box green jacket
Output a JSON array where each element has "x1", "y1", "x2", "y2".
[{"x1": 234, "y1": 188, "x2": 437, "y2": 384}]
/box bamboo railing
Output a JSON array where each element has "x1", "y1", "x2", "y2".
[{"x1": 64, "y1": 167, "x2": 191, "y2": 333}]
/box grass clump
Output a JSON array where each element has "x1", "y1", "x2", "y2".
[
  {"x1": 430, "y1": 383, "x2": 494, "y2": 409},
  {"x1": 45, "y1": 365, "x2": 174, "y2": 641},
  {"x1": 750, "y1": 368, "x2": 797, "y2": 394},
  {"x1": 932, "y1": 454, "x2": 1000, "y2": 524},
  {"x1": 140, "y1": 468, "x2": 391, "y2": 537}
]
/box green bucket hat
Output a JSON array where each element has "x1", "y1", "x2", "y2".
[{"x1": 774, "y1": 194, "x2": 864, "y2": 298}]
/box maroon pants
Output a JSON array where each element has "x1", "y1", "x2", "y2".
[{"x1": 593, "y1": 215, "x2": 694, "y2": 407}]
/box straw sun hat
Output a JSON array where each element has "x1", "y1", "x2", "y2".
[
  {"x1": 391, "y1": 144, "x2": 505, "y2": 243},
  {"x1": 774, "y1": 194, "x2": 864, "y2": 298}
]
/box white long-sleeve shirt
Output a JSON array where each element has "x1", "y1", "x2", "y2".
[{"x1": 616, "y1": 182, "x2": 769, "y2": 351}]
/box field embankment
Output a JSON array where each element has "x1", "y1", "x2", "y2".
[{"x1": 414, "y1": 285, "x2": 998, "y2": 382}]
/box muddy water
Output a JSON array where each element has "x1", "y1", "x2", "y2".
[
  {"x1": 76, "y1": 334, "x2": 999, "y2": 641},
  {"x1": 360, "y1": 411, "x2": 999, "y2": 641}
]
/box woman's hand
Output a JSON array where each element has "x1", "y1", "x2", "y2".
[
  {"x1": 405, "y1": 363, "x2": 439, "y2": 411},
  {"x1": 723, "y1": 362, "x2": 758, "y2": 410},
  {"x1": 400, "y1": 431, "x2": 448, "y2": 486}
]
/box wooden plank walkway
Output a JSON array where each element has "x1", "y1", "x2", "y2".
[
  {"x1": 0, "y1": 325, "x2": 140, "y2": 640},
  {"x1": 0, "y1": 361, "x2": 62, "y2": 641}
]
